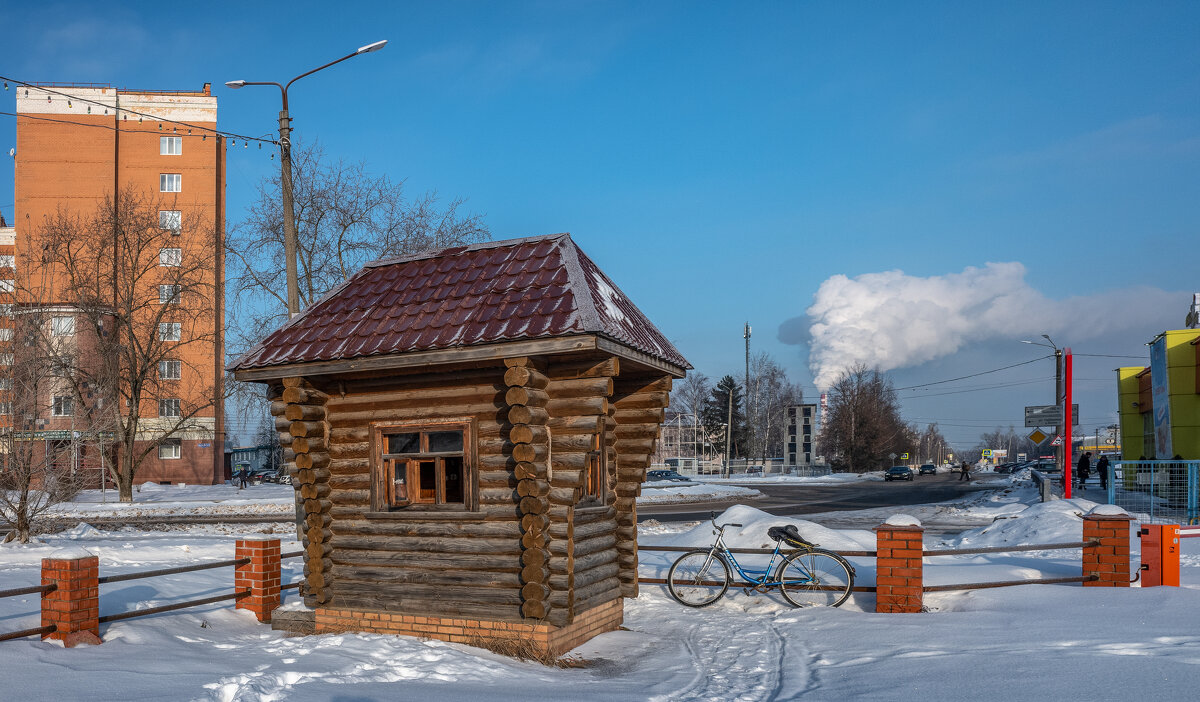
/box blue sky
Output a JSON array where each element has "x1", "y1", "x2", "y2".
[{"x1": 2, "y1": 1, "x2": 1197, "y2": 447}]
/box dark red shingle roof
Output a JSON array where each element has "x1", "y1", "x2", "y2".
[{"x1": 230, "y1": 233, "x2": 690, "y2": 372}]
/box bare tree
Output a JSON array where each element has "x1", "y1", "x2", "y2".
[
  {"x1": 227, "y1": 140, "x2": 491, "y2": 340},
  {"x1": 818, "y1": 364, "x2": 914, "y2": 473},
  {"x1": 744, "y1": 352, "x2": 803, "y2": 461},
  {"x1": 35, "y1": 188, "x2": 219, "y2": 502}
]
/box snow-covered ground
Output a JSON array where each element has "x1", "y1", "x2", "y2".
[
  {"x1": 3, "y1": 477, "x2": 1200, "y2": 701},
  {"x1": 638, "y1": 482, "x2": 763, "y2": 505}
]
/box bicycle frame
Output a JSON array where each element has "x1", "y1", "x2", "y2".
[{"x1": 706, "y1": 528, "x2": 807, "y2": 589}]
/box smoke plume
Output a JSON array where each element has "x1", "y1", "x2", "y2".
[{"x1": 790, "y1": 262, "x2": 1179, "y2": 389}]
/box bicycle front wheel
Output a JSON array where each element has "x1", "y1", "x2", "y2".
[
  {"x1": 667, "y1": 550, "x2": 731, "y2": 607},
  {"x1": 776, "y1": 549, "x2": 854, "y2": 608}
]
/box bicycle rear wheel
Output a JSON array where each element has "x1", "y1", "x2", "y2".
[
  {"x1": 667, "y1": 550, "x2": 731, "y2": 607},
  {"x1": 776, "y1": 549, "x2": 854, "y2": 608}
]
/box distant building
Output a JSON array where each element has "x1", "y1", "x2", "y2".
[
  {"x1": 786, "y1": 404, "x2": 817, "y2": 466},
  {"x1": 4, "y1": 83, "x2": 225, "y2": 485},
  {"x1": 1116, "y1": 328, "x2": 1200, "y2": 460}
]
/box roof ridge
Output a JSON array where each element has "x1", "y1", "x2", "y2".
[
  {"x1": 556, "y1": 235, "x2": 602, "y2": 333},
  {"x1": 364, "y1": 232, "x2": 572, "y2": 269}
]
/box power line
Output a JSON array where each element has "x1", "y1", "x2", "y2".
[
  {"x1": 1, "y1": 76, "x2": 277, "y2": 145},
  {"x1": 893, "y1": 355, "x2": 1052, "y2": 391}
]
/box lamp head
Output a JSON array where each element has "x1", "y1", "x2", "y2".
[
  {"x1": 357, "y1": 40, "x2": 388, "y2": 54},
  {"x1": 225, "y1": 80, "x2": 246, "y2": 89}
]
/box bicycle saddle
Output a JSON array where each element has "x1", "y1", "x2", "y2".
[{"x1": 768, "y1": 524, "x2": 817, "y2": 549}]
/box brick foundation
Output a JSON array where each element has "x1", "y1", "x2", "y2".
[
  {"x1": 1082, "y1": 513, "x2": 1133, "y2": 587},
  {"x1": 235, "y1": 537, "x2": 281, "y2": 621},
  {"x1": 875, "y1": 524, "x2": 924, "y2": 613},
  {"x1": 41, "y1": 550, "x2": 102, "y2": 647},
  {"x1": 314, "y1": 597, "x2": 623, "y2": 657}
]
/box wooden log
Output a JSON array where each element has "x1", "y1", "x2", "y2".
[
  {"x1": 326, "y1": 382, "x2": 504, "y2": 411},
  {"x1": 548, "y1": 486, "x2": 579, "y2": 506},
  {"x1": 554, "y1": 519, "x2": 614, "y2": 542},
  {"x1": 520, "y1": 548, "x2": 550, "y2": 568},
  {"x1": 610, "y1": 392, "x2": 669, "y2": 411},
  {"x1": 573, "y1": 583, "x2": 621, "y2": 613},
  {"x1": 283, "y1": 448, "x2": 296, "y2": 463},
  {"x1": 572, "y1": 534, "x2": 617, "y2": 559},
  {"x1": 504, "y1": 386, "x2": 549, "y2": 408},
  {"x1": 615, "y1": 525, "x2": 638, "y2": 542},
  {"x1": 506, "y1": 405, "x2": 549, "y2": 426},
  {"x1": 270, "y1": 400, "x2": 288, "y2": 417},
  {"x1": 503, "y1": 356, "x2": 546, "y2": 369},
  {"x1": 295, "y1": 468, "x2": 332, "y2": 484},
  {"x1": 275, "y1": 415, "x2": 292, "y2": 432},
  {"x1": 545, "y1": 376, "x2": 613, "y2": 399},
  {"x1": 549, "y1": 469, "x2": 584, "y2": 489},
  {"x1": 307, "y1": 541, "x2": 334, "y2": 560},
  {"x1": 615, "y1": 438, "x2": 657, "y2": 455},
  {"x1": 547, "y1": 356, "x2": 619, "y2": 381},
  {"x1": 266, "y1": 384, "x2": 284, "y2": 401},
  {"x1": 300, "y1": 483, "x2": 332, "y2": 500},
  {"x1": 282, "y1": 376, "x2": 309, "y2": 388},
  {"x1": 521, "y1": 582, "x2": 551, "y2": 601},
  {"x1": 478, "y1": 471, "x2": 518, "y2": 490},
  {"x1": 513, "y1": 461, "x2": 544, "y2": 480},
  {"x1": 546, "y1": 396, "x2": 607, "y2": 418},
  {"x1": 305, "y1": 512, "x2": 332, "y2": 530},
  {"x1": 295, "y1": 452, "x2": 331, "y2": 470},
  {"x1": 329, "y1": 458, "x2": 369, "y2": 476},
  {"x1": 503, "y1": 366, "x2": 549, "y2": 390},
  {"x1": 329, "y1": 534, "x2": 522, "y2": 554},
  {"x1": 292, "y1": 436, "x2": 328, "y2": 454},
  {"x1": 574, "y1": 574, "x2": 621, "y2": 602},
  {"x1": 289, "y1": 420, "x2": 325, "y2": 438},
  {"x1": 613, "y1": 375, "x2": 672, "y2": 394},
  {"x1": 549, "y1": 453, "x2": 588, "y2": 471},
  {"x1": 326, "y1": 565, "x2": 522, "y2": 588},
  {"x1": 328, "y1": 426, "x2": 371, "y2": 443},
  {"x1": 306, "y1": 526, "x2": 333, "y2": 544},
  {"x1": 520, "y1": 563, "x2": 548, "y2": 584},
  {"x1": 511, "y1": 443, "x2": 547, "y2": 463},
  {"x1": 573, "y1": 505, "x2": 616, "y2": 525},
  {"x1": 326, "y1": 402, "x2": 504, "y2": 428},
  {"x1": 325, "y1": 490, "x2": 369, "y2": 507},
  {"x1": 550, "y1": 434, "x2": 595, "y2": 453},
  {"x1": 508, "y1": 424, "x2": 549, "y2": 445},
  {"x1": 546, "y1": 415, "x2": 603, "y2": 435},
  {"x1": 516, "y1": 479, "x2": 549, "y2": 498},
  {"x1": 520, "y1": 513, "x2": 549, "y2": 533},
  {"x1": 479, "y1": 487, "x2": 519, "y2": 504},
  {"x1": 572, "y1": 548, "x2": 618, "y2": 574},
  {"x1": 521, "y1": 531, "x2": 547, "y2": 550},
  {"x1": 282, "y1": 386, "x2": 329, "y2": 404},
  {"x1": 521, "y1": 600, "x2": 547, "y2": 619},
  {"x1": 329, "y1": 575, "x2": 525, "y2": 605},
  {"x1": 285, "y1": 403, "x2": 328, "y2": 420},
  {"x1": 519, "y1": 496, "x2": 548, "y2": 515},
  {"x1": 332, "y1": 549, "x2": 521, "y2": 571},
  {"x1": 619, "y1": 582, "x2": 638, "y2": 599},
  {"x1": 613, "y1": 423, "x2": 661, "y2": 439},
  {"x1": 334, "y1": 520, "x2": 522, "y2": 539},
  {"x1": 329, "y1": 442, "x2": 368, "y2": 459}
]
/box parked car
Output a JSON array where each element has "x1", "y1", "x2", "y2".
[
  {"x1": 647, "y1": 469, "x2": 689, "y2": 482},
  {"x1": 745, "y1": 466, "x2": 763, "y2": 475},
  {"x1": 885, "y1": 465, "x2": 914, "y2": 481},
  {"x1": 247, "y1": 467, "x2": 279, "y2": 484},
  {"x1": 918, "y1": 464, "x2": 937, "y2": 475}
]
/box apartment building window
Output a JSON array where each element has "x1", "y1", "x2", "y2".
[
  {"x1": 160, "y1": 137, "x2": 182, "y2": 155},
  {"x1": 51, "y1": 316, "x2": 75, "y2": 336},
  {"x1": 0, "y1": 329, "x2": 11, "y2": 341},
  {"x1": 0, "y1": 401, "x2": 11, "y2": 416},
  {"x1": 159, "y1": 248, "x2": 182, "y2": 267},
  {"x1": 159, "y1": 210, "x2": 182, "y2": 233},
  {"x1": 159, "y1": 359, "x2": 182, "y2": 380},
  {"x1": 0, "y1": 378, "x2": 10, "y2": 390},
  {"x1": 159, "y1": 398, "x2": 181, "y2": 418},
  {"x1": 0, "y1": 280, "x2": 13, "y2": 293},
  {"x1": 159, "y1": 439, "x2": 182, "y2": 460},
  {"x1": 0, "y1": 255, "x2": 14, "y2": 268},
  {"x1": 0, "y1": 305, "x2": 12, "y2": 317},
  {"x1": 160, "y1": 174, "x2": 182, "y2": 192},
  {"x1": 159, "y1": 284, "x2": 181, "y2": 305},
  {"x1": 52, "y1": 396, "x2": 74, "y2": 417},
  {"x1": 0, "y1": 353, "x2": 12, "y2": 365},
  {"x1": 158, "y1": 322, "x2": 181, "y2": 341}
]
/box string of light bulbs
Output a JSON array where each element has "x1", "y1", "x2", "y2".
[{"x1": 0, "y1": 76, "x2": 277, "y2": 148}]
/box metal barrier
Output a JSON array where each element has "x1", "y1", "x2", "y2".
[
  {"x1": 0, "y1": 549, "x2": 303, "y2": 642},
  {"x1": 1108, "y1": 461, "x2": 1199, "y2": 524}
]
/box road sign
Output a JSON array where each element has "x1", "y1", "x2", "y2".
[
  {"x1": 1025, "y1": 404, "x2": 1079, "y2": 427},
  {"x1": 901, "y1": 453, "x2": 909, "y2": 460},
  {"x1": 1017, "y1": 452, "x2": 1027, "y2": 462},
  {"x1": 1027, "y1": 428, "x2": 1049, "y2": 445},
  {"x1": 981, "y1": 449, "x2": 992, "y2": 458},
  {"x1": 1050, "y1": 435, "x2": 1063, "y2": 446}
]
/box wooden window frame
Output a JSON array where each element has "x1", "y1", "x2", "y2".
[
  {"x1": 582, "y1": 428, "x2": 609, "y2": 506},
  {"x1": 371, "y1": 419, "x2": 477, "y2": 513}
]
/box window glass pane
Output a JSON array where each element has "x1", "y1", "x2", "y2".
[
  {"x1": 159, "y1": 210, "x2": 181, "y2": 231},
  {"x1": 428, "y1": 430, "x2": 463, "y2": 453},
  {"x1": 444, "y1": 456, "x2": 464, "y2": 503},
  {"x1": 418, "y1": 460, "x2": 437, "y2": 501},
  {"x1": 386, "y1": 432, "x2": 420, "y2": 454},
  {"x1": 159, "y1": 248, "x2": 182, "y2": 266},
  {"x1": 160, "y1": 137, "x2": 182, "y2": 155},
  {"x1": 51, "y1": 316, "x2": 75, "y2": 336},
  {"x1": 0, "y1": 255, "x2": 13, "y2": 268},
  {"x1": 160, "y1": 174, "x2": 181, "y2": 192}
]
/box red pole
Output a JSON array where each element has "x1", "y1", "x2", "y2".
[{"x1": 1064, "y1": 348, "x2": 1073, "y2": 499}]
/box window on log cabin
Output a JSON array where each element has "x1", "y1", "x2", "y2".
[
  {"x1": 583, "y1": 431, "x2": 607, "y2": 505},
  {"x1": 377, "y1": 423, "x2": 473, "y2": 510}
]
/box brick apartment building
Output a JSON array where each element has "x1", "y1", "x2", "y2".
[{"x1": 3, "y1": 83, "x2": 225, "y2": 485}]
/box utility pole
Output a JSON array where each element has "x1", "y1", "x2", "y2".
[
  {"x1": 724, "y1": 390, "x2": 733, "y2": 479},
  {"x1": 744, "y1": 322, "x2": 751, "y2": 460},
  {"x1": 1053, "y1": 345, "x2": 1063, "y2": 476}
]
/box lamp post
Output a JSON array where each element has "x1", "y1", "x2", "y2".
[
  {"x1": 1022, "y1": 335, "x2": 1063, "y2": 470},
  {"x1": 226, "y1": 40, "x2": 387, "y2": 318}
]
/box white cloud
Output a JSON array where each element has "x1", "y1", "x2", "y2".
[{"x1": 799, "y1": 262, "x2": 1181, "y2": 389}]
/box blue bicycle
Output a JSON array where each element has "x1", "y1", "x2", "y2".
[{"x1": 666, "y1": 516, "x2": 855, "y2": 608}]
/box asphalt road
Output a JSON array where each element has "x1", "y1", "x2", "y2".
[{"x1": 638, "y1": 471, "x2": 991, "y2": 524}]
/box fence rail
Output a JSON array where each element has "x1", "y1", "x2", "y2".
[{"x1": 0, "y1": 583, "x2": 56, "y2": 599}]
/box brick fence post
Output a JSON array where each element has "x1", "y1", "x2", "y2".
[
  {"x1": 235, "y1": 537, "x2": 281, "y2": 622},
  {"x1": 875, "y1": 522, "x2": 924, "y2": 613},
  {"x1": 41, "y1": 548, "x2": 102, "y2": 647},
  {"x1": 1082, "y1": 509, "x2": 1132, "y2": 587}
]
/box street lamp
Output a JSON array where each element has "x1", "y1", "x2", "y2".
[
  {"x1": 1022, "y1": 336, "x2": 1064, "y2": 475},
  {"x1": 226, "y1": 40, "x2": 388, "y2": 317}
]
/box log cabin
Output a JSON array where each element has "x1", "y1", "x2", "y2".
[{"x1": 230, "y1": 233, "x2": 689, "y2": 656}]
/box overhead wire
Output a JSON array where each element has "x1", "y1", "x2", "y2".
[{"x1": 893, "y1": 356, "x2": 1051, "y2": 391}]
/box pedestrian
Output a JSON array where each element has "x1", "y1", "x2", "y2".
[
  {"x1": 1097, "y1": 454, "x2": 1110, "y2": 491},
  {"x1": 959, "y1": 461, "x2": 970, "y2": 482},
  {"x1": 237, "y1": 467, "x2": 248, "y2": 490},
  {"x1": 1077, "y1": 451, "x2": 1091, "y2": 488}
]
